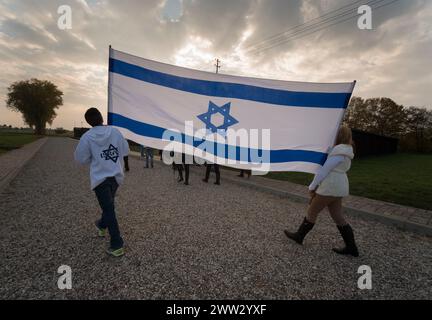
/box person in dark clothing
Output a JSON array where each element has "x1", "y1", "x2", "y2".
[
  {"x1": 123, "y1": 156, "x2": 130, "y2": 172},
  {"x1": 159, "y1": 149, "x2": 164, "y2": 163},
  {"x1": 173, "y1": 153, "x2": 190, "y2": 185},
  {"x1": 140, "y1": 145, "x2": 154, "y2": 168},
  {"x1": 176, "y1": 163, "x2": 190, "y2": 185},
  {"x1": 183, "y1": 163, "x2": 190, "y2": 185},
  {"x1": 203, "y1": 163, "x2": 220, "y2": 185},
  {"x1": 238, "y1": 169, "x2": 251, "y2": 178}
]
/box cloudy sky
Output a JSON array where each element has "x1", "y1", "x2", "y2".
[{"x1": 0, "y1": 0, "x2": 431, "y2": 129}]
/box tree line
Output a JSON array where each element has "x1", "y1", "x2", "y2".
[{"x1": 344, "y1": 97, "x2": 432, "y2": 153}]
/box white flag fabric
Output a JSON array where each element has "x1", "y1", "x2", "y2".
[{"x1": 108, "y1": 47, "x2": 356, "y2": 173}]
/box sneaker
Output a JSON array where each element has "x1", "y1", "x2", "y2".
[
  {"x1": 95, "y1": 220, "x2": 107, "y2": 238},
  {"x1": 106, "y1": 247, "x2": 125, "y2": 257}
]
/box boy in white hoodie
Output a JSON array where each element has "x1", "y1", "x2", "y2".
[{"x1": 74, "y1": 108, "x2": 129, "y2": 257}]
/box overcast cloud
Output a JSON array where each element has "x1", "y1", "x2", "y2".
[{"x1": 0, "y1": 0, "x2": 431, "y2": 129}]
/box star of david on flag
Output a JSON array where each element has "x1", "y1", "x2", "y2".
[{"x1": 197, "y1": 101, "x2": 239, "y2": 134}]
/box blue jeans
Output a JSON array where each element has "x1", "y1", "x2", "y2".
[
  {"x1": 94, "y1": 177, "x2": 124, "y2": 249},
  {"x1": 144, "y1": 148, "x2": 153, "y2": 168}
]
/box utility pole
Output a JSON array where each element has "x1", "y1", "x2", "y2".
[{"x1": 215, "y1": 58, "x2": 221, "y2": 74}]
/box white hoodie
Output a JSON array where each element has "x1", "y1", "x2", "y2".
[{"x1": 74, "y1": 126, "x2": 130, "y2": 190}]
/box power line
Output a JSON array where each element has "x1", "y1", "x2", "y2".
[
  {"x1": 243, "y1": 0, "x2": 367, "y2": 51},
  {"x1": 249, "y1": 0, "x2": 401, "y2": 55},
  {"x1": 246, "y1": 0, "x2": 386, "y2": 54},
  {"x1": 256, "y1": 0, "x2": 402, "y2": 53}
]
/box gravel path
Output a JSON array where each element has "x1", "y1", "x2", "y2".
[{"x1": 0, "y1": 138, "x2": 431, "y2": 299}]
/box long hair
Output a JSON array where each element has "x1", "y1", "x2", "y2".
[{"x1": 335, "y1": 126, "x2": 353, "y2": 146}]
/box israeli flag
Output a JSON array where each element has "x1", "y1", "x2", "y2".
[{"x1": 108, "y1": 47, "x2": 356, "y2": 173}]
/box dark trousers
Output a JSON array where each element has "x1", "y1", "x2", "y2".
[
  {"x1": 94, "y1": 177, "x2": 124, "y2": 249},
  {"x1": 205, "y1": 164, "x2": 220, "y2": 183},
  {"x1": 124, "y1": 156, "x2": 129, "y2": 171},
  {"x1": 176, "y1": 163, "x2": 190, "y2": 184}
]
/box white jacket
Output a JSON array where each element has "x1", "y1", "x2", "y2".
[
  {"x1": 74, "y1": 126, "x2": 129, "y2": 190},
  {"x1": 309, "y1": 144, "x2": 354, "y2": 197}
]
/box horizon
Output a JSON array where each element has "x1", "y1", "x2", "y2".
[{"x1": 1, "y1": 0, "x2": 431, "y2": 130}]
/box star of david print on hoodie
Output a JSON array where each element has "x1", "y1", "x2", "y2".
[{"x1": 74, "y1": 126, "x2": 130, "y2": 190}]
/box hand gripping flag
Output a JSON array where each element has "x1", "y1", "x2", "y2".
[{"x1": 108, "y1": 47, "x2": 356, "y2": 173}]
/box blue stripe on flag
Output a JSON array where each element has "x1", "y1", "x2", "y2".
[
  {"x1": 109, "y1": 58, "x2": 351, "y2": 109},
  {"x1": 108, "y1": 112, "x2": 327, "y2": 165}
]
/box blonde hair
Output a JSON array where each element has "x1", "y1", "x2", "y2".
[{"x1": 335, "y1": 126, "x2": 353, "y2": 146}]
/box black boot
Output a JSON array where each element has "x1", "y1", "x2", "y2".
[
  {"x1": 333, "y1": 224, "x2": 359, "y2": 257},
  {"x1": 284, "y1": 217, "x2": 314, "y2": 245}
]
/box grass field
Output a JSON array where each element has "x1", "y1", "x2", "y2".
[
  {"x1": 0, "y1": 133, "x2": 40, "y2": 155},
  {"x1": 266, "y1": 153, "x2": 432, "y2": 210}
]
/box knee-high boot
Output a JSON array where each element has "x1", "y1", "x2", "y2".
[
  {"x1": 333, "y1": 224, "x2": 359, "y2": 257},
  {"x1": 284, "y1": 217, "x2": 315, "y2": 245}
]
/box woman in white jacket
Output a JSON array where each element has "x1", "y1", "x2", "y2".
[{"x1": 284, "y1": 126, "x2": 359, "y2": 257}]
